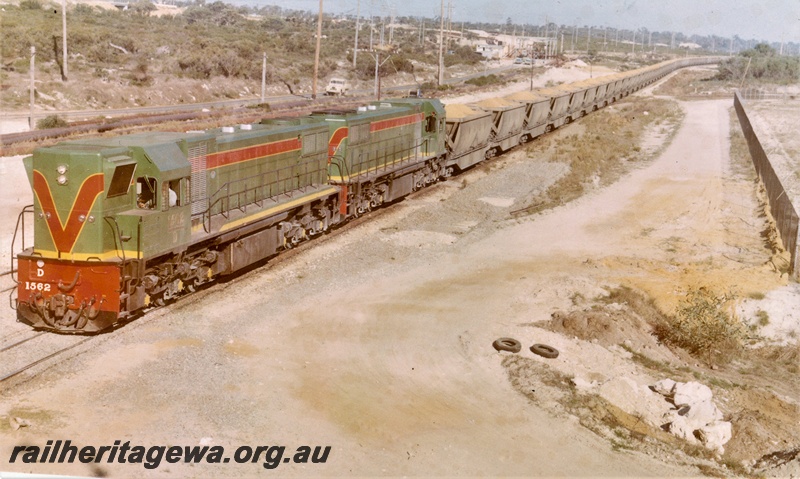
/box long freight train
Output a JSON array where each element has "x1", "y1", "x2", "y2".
[{"x1": 12, "y1": 56, "x2": 717, "y2": 333}]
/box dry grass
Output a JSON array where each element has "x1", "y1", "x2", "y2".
[
  {"x1": 512, "y1": 97, "x2": 684, "y2": 216},
  {"x1": 652, "y1": 69, "x2": 735, "y2": 99},
  {"x1": 653, "y1": 287, "x2": 746, "y2": 364}
]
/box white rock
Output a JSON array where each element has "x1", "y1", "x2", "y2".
[
  {"x1": 697, "y1": 421, "x2": 732, "y2": 454},
  {"x1": 684, "y1": 400, "x2": 724, "y2": 425},
  {"x1": 570, "y1": 376, "x2": 596, "y2": 392},
  {"x1": 652, "y1": 378, "x2": 677, "y2": 396},
  {"x1": 673, "y1": 381, "x2": 713, "y2": 406},
  {"x1": 666, "y1": 415, "x2": 699, "y2": 443},
  {"x1": 599, "y1": 376, "x2": 666, "y2": 427}
]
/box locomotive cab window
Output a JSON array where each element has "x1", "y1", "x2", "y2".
[
  {"x1": 425, "y1": 115, "x2": 437, "y2": 133},
  {"x1": 136, "y1": 177, "x2": 157, "y2": 210},
  {"x1": 107, "y1": 163, "x2": 137, "y2": 198},
  {"x1": 162, "y1": 179, "x2": 184, "y2": 210}
]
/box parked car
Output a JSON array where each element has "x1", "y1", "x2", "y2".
[{"x1": 325, "y1": 78, "x2": 350, "y2": 96}]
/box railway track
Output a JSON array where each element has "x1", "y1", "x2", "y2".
[
  {"x1": 0, "y1": 332, "x2": 94, "y2": 384},
  {"x1": 0, "y1": 182, "x2": 416, "y2": 388}
]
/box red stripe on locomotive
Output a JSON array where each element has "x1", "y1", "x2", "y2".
[
  {"x1": 328, "y1": 127, "x2": 349, "y2": 158},
  {"x1": 370, "y1": 112, "x2": 424, "y2": 132},
  {"x1": 206, "y1": 138, "x2": 302, "y2": 169}
]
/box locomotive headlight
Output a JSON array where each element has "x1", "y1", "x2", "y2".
[
  {"x1": 57, "y1": 175, "x2": 68, "y2": 185},
  {"x1": 78, "y1": 214, "x2": 86, "y2": 223},
  {"x1": 88, "y1": 215, "x2": 95, "y2": 223},
  {"x1": 36, "y1": 260, "x2": 44, "y2": 268},
  {"x1": 57, "y1": 165, "x2": 68, "y2": 174}
]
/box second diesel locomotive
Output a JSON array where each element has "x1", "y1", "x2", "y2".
[{"x1": 13, "y1": 57, "x2": 718, "y2": 333}]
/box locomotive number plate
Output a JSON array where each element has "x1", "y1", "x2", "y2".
[{"x1": 24, "y1": 282, "x2": 52, "y2": 292}]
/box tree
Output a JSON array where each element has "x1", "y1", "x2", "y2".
[{"x1": 131, "y1": 0, "x2": 156, "y2": 16}]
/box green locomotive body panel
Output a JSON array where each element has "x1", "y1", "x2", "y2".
[
  {"x1": 315, "y1": 98, "x2": 446, "y2": 184},
  {"x1": 204, "y1": 121, "x2": 330, "y2": 222},
  {"x1": 24, "y1": 134, "x2": 193, "y2": 262}
]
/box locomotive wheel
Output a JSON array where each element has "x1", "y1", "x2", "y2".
[
  {"x1": 492, "y1": 337, "x2": 522, "y2": 353},
  {"x1": 530, "y1": 343, "x2": 559, "y2": 359}
]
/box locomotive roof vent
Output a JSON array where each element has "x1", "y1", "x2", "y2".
[
  {"x1": 221, "y1": 126, "x2": 235, "y2": 133},
  {"x1": 368, "y1": 105, "x2": 377, "y2": 110},
  {"x1": 379, "y1": 102, "x2": 392, "y2": 109},
  {"x1": 240, "y1": 124, "x2": 253, "y2": 130},
  {"x1": 357, "y1": 106, "x2": 368, "y2": 112}
]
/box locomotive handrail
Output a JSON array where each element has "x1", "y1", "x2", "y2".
[
  {"x1": 105, "y1": 216, "x2": 129, "y2": 263},
  {"x1": 347, "y1": 136, "x2": 428, "y2": 182},
  {"x1": 197, "y1": 158, "x2": 329, "y2": 233},
  {"x1": 10, "y1": 205, "x2": 34, "y2": 284}
]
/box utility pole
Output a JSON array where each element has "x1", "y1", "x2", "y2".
[
  {"x1": 29, "y1": 46, "x2": 35, "y2": 131},
  {"x1": 571, "y1": 25, "x2": 575, "y2": 53},
  {"x1": 261, "y1": 52, "x2": 266, "y2": 103},
  {"x1": 61, "y1": 0, "x2": 68, "y2": 80},
  {"x1": 553, "y1": 27, "x2": 558, "y2": 57},
  {"x1": 374, "y1": 51, "x2": 380, "y2": 97},
  {"x1": 389, "y1": 8, "x2": 395, "y2": 44},
  {"x1": 544, "y1": 16, "x2": 549, "y2": 60},
  {"x1": 312, "y1": 0, "x2": 323, "y2": 99},
  {"x1": 631, "y1": 30, "x2": 636, "y2": 54},
  {"x1": 353, "y1": 0, "x2": 360, "y2": 67},
  {"x1": 587, "y1": 26, "x2": 591, "y2": 52},
  {"x1": 438, "y1": 0, "x2": 444, "y2": 86},
  {"x1": 447, "y1": 1, "x2": 453, "y2": 51},
  {"x1": 369, "y1": 51, "x2": 391, "y2": 99}
]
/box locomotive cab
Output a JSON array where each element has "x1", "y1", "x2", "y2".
[{"x1": 16, "y1": 135, "x2": 193, "y2": 332}]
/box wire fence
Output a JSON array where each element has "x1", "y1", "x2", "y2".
[
  {"x1": 734, "y1": 91, "x2": 799, "y2": 277},
  {"x1": 737, "y1": 88, "x2": 800, "y2": 102}
]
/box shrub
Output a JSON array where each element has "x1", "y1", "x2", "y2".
[
  {"x1": 36, "y1": 115, "x2": 68, "y2": 129},
  {"x1": 465, "y1": 74, "x2": 502, "y2": 87},
  {"x1": 654, "y1": 287, "x2": 746, "y2": 362},
  {"x1": 19, "y1": 0, "x2": 42, "y2": 10}
]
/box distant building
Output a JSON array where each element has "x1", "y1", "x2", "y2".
[{"x1": 475, "y1": 43, "x2": 504, "y2": 59}]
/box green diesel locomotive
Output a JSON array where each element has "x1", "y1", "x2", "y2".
[{"x1": 15, "y1": 98, "x2": 445, "y2": 332}]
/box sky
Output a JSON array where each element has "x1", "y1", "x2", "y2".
[{"x1": 227, "y1": 0, "x2": 800, "y2": 44}]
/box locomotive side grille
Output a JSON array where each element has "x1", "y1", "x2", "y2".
[{"x1": 189, "y1": 143, "x2": 208, "y2": 215}]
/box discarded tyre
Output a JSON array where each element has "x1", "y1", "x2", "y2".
[
  {"x1": 530, "y1": 343, "x2": 559, "y2": 359},
  {"x1": 492, "y1": 338, "x2": 522, "y2": 353}
]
